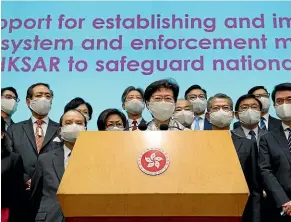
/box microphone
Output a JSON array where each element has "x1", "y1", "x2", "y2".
[
  {"x1": 138, "y1": 122, "x2": 148, "y2": 131},
  {"x1": 159, "y1": 124, "x2": 182, "y2": 131}
]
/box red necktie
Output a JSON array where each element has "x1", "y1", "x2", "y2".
[
  {"x1": 35, "y1": 119, "x2": 44, "y2": 153},
  {"x1": 132, "y1": 120, "x2": 138, "y2": 131}
]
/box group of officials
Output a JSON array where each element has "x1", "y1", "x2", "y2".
[{"x1": 1, "y1": 79, "x2": 291, "y2": 222}]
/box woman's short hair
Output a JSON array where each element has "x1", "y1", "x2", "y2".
[{"x1": 97, "y1": 109, "x2": 127, "y2": 131}]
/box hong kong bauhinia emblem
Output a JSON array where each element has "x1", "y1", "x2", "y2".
[{"x1": 138, "y1": 148, "x2": 169, "y2": 176}]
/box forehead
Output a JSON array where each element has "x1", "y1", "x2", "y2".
[
  {"x1": 212, "y1": 98, "x2": 231, "y2": 106},
  {"x1": 152, "y1": 87, "x2": 173, "y2": 96},
  {"x1": 127, "y1": 90, "x2": 142, "y2": 97},
  {"x1": 252, "y1": 88, "x2": 267, "y2": 95},
  {"x1": 188, "y1": 89, "x2": 205, "y2": 95},
  {"x1": 76, "y1": 104, "x2": 88, "y2": 111},
  {"x1": 176, "y1": 100, "x2": 191, "y2": 107},
  {"x1": 107, "y1": 114, "x2": 122, "y2": 122},
  {"x1": 275, "y1": 90, "x2": 291, "y2": 99},
  {"x1": 33, "y1": 85, "x2": 50, "y2": 93},
  {"x1": 240, "y1": 98, "x2": 259, "y2": 105},
  {"x1": 2, "y1": 90, "x2": 16, "y2": 96},
  {"x1": 62, "y1": 111, "x2": 85, "y2": 123}
]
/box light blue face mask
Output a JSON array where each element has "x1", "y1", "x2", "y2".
[{"x1": 106, "y1": 126, "x2": 124, "y2": 131}]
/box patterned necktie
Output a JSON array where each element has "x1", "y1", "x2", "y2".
[
  {"x1": 132, "y1": 120, "x2": 138, "y2": 131},
  {"x1": 35, "y1": 119, "x2": 44, "y2": 153},
  {"x1": 260, "y1": 117, "x2": 267, "y2": 131},
  {"x1": 194, "y1": 117, "x2": 200, "y2": 130},
  {"x1": 249, "y1": 130, "x2": 257, "y2": 142},
  {"x1": 287, "y1": 128, "x2": 291, "y2": 152}
]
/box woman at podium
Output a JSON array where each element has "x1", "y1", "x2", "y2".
[{"x1": 144, "y1": 79, "x2": 185, "y2": 131}]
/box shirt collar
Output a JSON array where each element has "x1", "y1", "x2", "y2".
[
  {"x1": 282, "y1": 122, "x2": 290, "y2": 131},
  {"x1": 128, "y1": 117, "x2": 142, "y2": 125},
  {"x1": 31, "y1": 115, "x2": 49, "y2": 124},
  {"x1": 263, "y1": 113, "x2": 269, "y2": 121},
  {"x1": 63, "y1": 144, "x2": 71, "y2": 157},
  {"x1": 242, "y1": 125, "x2": 259, "y2": 136}
]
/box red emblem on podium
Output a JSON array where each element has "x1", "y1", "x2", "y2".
[{"x1": 138, "y1": 148, "x2": 169, "y2": 176}]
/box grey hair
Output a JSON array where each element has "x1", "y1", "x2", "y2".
[{"x1": 207, "y1": 93, "x2": 233, "y2": 112}]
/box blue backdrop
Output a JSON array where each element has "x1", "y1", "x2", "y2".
[{"x1": 2, "y1": 1, "x2": 290, "y2": 129}]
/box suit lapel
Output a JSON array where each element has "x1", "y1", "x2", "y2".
[
  {"x1": 52, "y1": 148, "x2": 65, "y2": 182},
  {"x1": 233, "y1": 127, "x2": 246, "y2": 138},
  {"x1": 42, "y1": 119, "x2": 58, "y2": 149},
  {"x1": 203, "y1": 118, "x2": 212, "y2": 130},
  {"x1": 273, "y1": 127, "x2": 291, "y2": 164},
  {"x1": 231, "y1": 135, "x2": 243, "y2": 153},
  {"x1": 22, "y1": 119, "x2": 37, "y2": 152}
]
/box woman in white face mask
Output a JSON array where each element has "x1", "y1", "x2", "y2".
[
  {"x1": 144, "y1": 79, "x2": 185, "y2": 131},
  {"x1": 97, "y1": 108, "x2": 126, "y2": 131},
  {"x1": 64, "y1": 97, "x2": 93, "y2": 123}
]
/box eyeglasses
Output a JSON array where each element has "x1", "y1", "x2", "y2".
[
  {"x1": 275, "y1": 96, "x2": 291, "y2": 105},
  {"x1": 151, "y1": 95, "x2": 174, "y2": 103},
  {"x1": 239, "y1": 104, "x2": 260, "y2": 111},
  {"x1": 1, "y1": 94, "x2": 20, "y2": 103},
  {"x1": 187, "y1": 94, "x2": 206, "y2": 100},
  {"x1": 254, "y1": 93, "x2": 270, "y2": 99},
  {"x1": 126, "y1": 95, "x2": 143, "y2": 101},
  {"x1": 211, "y1": 106, "x2": 232, "y2": 112}
]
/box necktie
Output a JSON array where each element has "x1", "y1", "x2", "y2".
[
  {"x1": 35, "y1": 119, "x2": 44, "y2": 153},
  {"x1": 132, "y1": 120, "x2": 138, "y2": 131},
  {"x1": 249, "y1": 130, "x2": 257, "y2": 142},
  {"x1": 194, "y1": 117, "x2": 200, "y2": 130},
  {"x1": 65, "y1": 152, "x2": 71, "y2": 169},
  {"x1": 260, "y1": 117, "x2": 267, "y2": 131},
  {"x1": 287, "y1": 128, "x2": 291, "y2": 152}
]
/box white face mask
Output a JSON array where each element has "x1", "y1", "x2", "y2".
[
  {"x1": 149, "y1": 101, "x2": 175, "y2": 122},
  {"x1": 190, "y1": 98, "x2": 207, "y2": 113},
  {"x1": 238, "y1": 109, "x2": 261, "y2": 125},
  {"x1": 275, "y1": 104, "x2": 291, "y2": 121},
  {"x1": 83, "y1": 114, "x2": 90, "y2": 122},
  {"x1": 259, "y1": 97, "x2": 270, "y2": 113},
  {"x1": 1, "y1": 98, "x2": 17, "y2": 115},
  {"x1": 124, "y1": 99, "x2": 144, "y2": 115},
  {"x1": 106, "y1": 126, "x2": 124, "y2": 131},
  {"x1": 173, "y1": 110, "x2": 194, "y2": 126},
  {"x1": 29, "y1": 97, "x2": 51, "y2": 115},
  {"x1": 60, "y1": 123, "x2": 86, "y2": 143},
  {"x1": 210, "y1": 110, "x2": 233, "y2": 128}
]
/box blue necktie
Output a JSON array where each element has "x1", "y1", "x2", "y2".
[
  {"x1": 260, "y1": 117, "x2": 267, "y2": 131},
  {"x1": 249, "y1": 130, "x2": 257, "y2": 142},
  {"x1": 194, "y1": 117, "x2": 200, "y2": 130}
]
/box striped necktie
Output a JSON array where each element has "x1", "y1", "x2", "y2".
[
  {"x1": 35, "y1": 119, "x2": 44, "y2": 153},
  {"x1": 260, "y1": 117, "x2": 267, "y2": 131},
  {"x1": 287, "y1": 128, "x2": 291, "y2": 152}
]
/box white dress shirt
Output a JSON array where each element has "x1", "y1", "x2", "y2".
[
  {"x1": 282, "y1": 122, "x2": 291, "y2": 140},
  {"x1": 128, "y1": 117, "x2": 142, "y2": 131},
  {"x1": 191, "y1": 114, "x2": 205, "y2": 130},
  {"x1": 63, "y1": 144, "x2": 71, "y2": 169},
  {"x1": 31, "y1": 116, "x2": 49, "y2": 136},
  {"x1": 242, "y1": 126, "x2": 259, "y2": 140},
  {"x1": 261, "y1": 113, "x2": 269, "y2": 130}
]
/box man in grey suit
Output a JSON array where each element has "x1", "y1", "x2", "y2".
[
  {"x1": 121, "y1": 86, "x2": 146, "y2": 130},
  {"x1": 233, "y1": 94, "x2": 267, "y2": 146},
  {"x1": 30, "y1": 109, "x2": 87, "y2": 222},
  {"x1": 205, "y1": 93, "x2": 262, "y2": 222},
  {"x1": 6, "y1": 83, "x2": 59, "y2": 190}
]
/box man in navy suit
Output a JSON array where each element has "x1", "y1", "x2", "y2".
[
  {"x1": 184, "y1": 84, "x2": 212, "y2": 130},
  {"x1": 233, "y1": 86, "x2": 281, "y2": 131},
  {"x1": 121, "y1": 86, "x2": 146, "y2": 130}
]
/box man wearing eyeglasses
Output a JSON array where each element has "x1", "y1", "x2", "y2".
[
  {"x1": 259, "y1": 83, "x2": 291, "y2": 222},
  {"x1": 233, "y1": 86, "x2": 281, "y2": 131},
  {"x1": 184, "y1": 85, "x2": 212, "y2": 130},
  {"x1": 1, "y1": 87, "x2": 19, "y2": 130},
  {"x1": 232, "y1": 94, "x2": 267, "y2": 146},
  {"x1": 205, "y1": 93, "x2": 262, "y2": 222}
]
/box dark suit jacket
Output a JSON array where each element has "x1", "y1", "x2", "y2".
[
  {"x1": 259, "y1": 126, "x2": 291, "y2": 208},
  {"x1": 1, "y1": 151, "x2": 26, "y2": 222},
  {"x1": 125, "y1": 118, "x2": 147, "y2": 130},
  {"x1": 30, "y1": 145, "x2": 65, "y2": 222},
  {"x1": 231, "y1": 133, "x2": 262, "y2": 222},
  {"x1": 233, "y1": 115, "x2": 281, "y2": 131},
  {"x1": 5, "y1": 118, "x2": 59, "y2": 182},
  {"x1": 232, "y1": 126, "x2": 267, "y2": 147}
]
